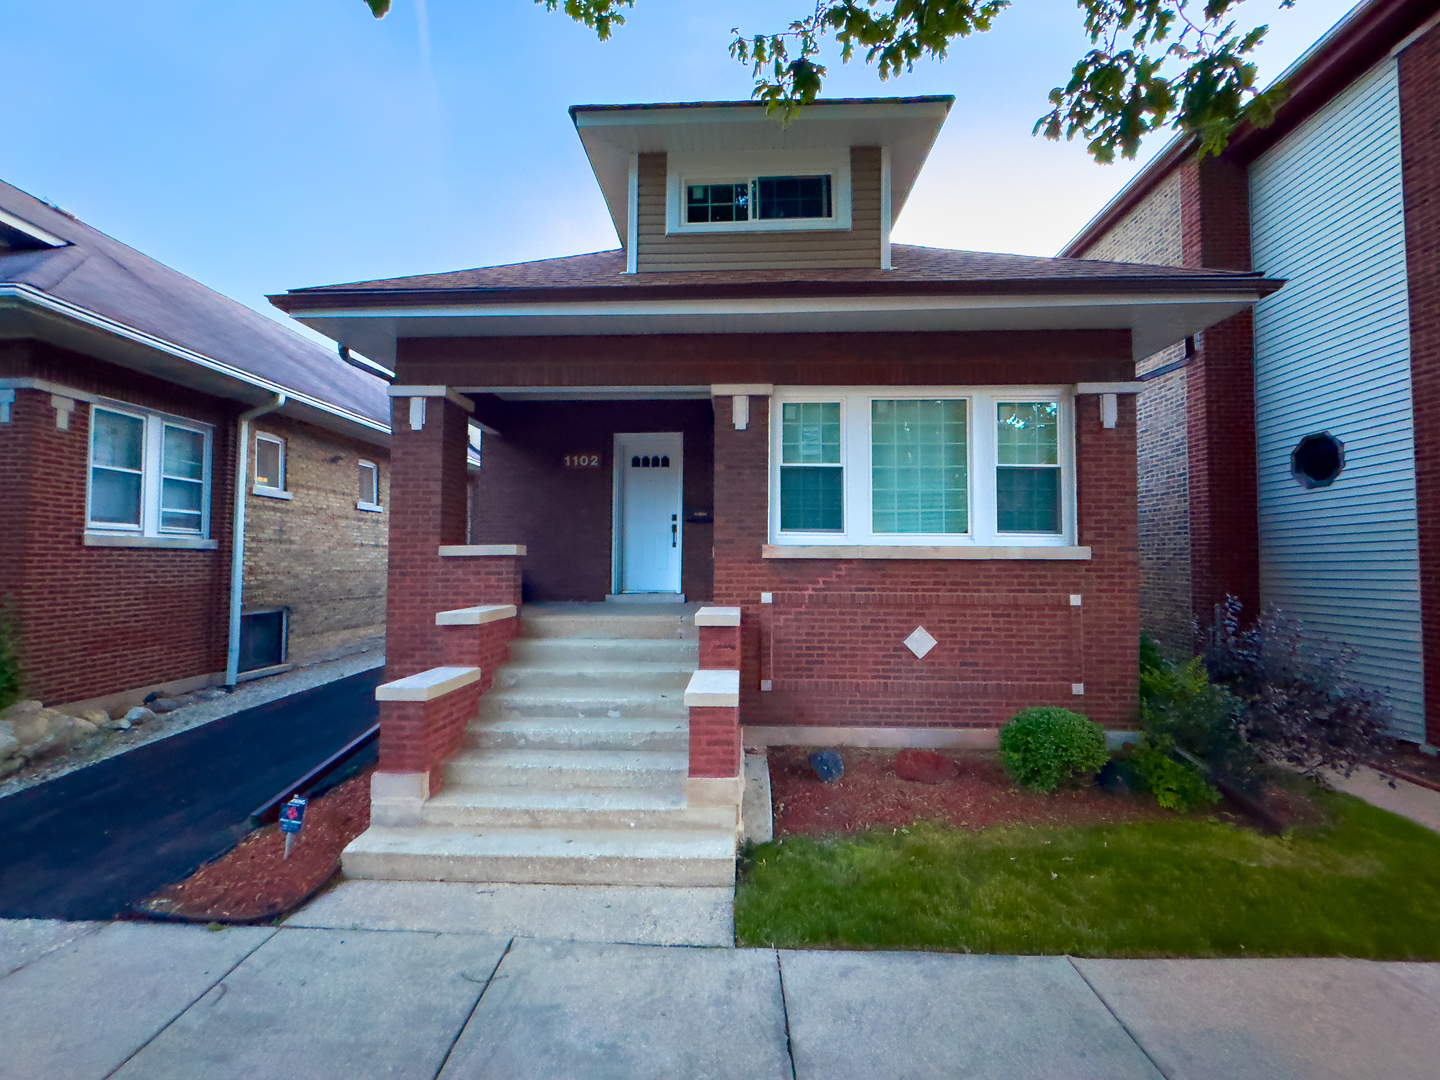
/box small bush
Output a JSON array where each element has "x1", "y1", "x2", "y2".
[
  {"x1": 1203, "y1": 598, "x2": 1390, "y2": 780},
  {"x1": 0, "y1": 602, "x2": 20, "y2": 713},
  {"x1": 1139, "y1": 634, "x2": 1262, "y2": 794},
  {"x1": 1131, "y1": 737, "x2": 1221, "y2": 812},
  {"x1": 1000, "y1": 707, "x2": 1110, "y2": 792}
]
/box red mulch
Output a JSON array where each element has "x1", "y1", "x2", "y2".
[
  {"x1": 139, "y1": 768, "x2": 373, "y2": 923},
  {"x1": 1375, "y1": 743, "x2": 1440, "y2": 793},
  {"x1": 769, "y1": 748, "x2": 1250, "y2": 837}
]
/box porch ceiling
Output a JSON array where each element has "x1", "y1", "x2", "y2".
[{"x1": 291, "y1": 292, "x2": 1257, "y2": 366}]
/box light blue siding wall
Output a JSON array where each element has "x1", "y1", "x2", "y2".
[{"x1": 1249, "y1": 58, "x2": 1422, "y2": 740}]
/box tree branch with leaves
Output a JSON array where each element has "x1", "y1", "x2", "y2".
[{"x1": 362, "y1": 0, "x2": 1294, "y2": 162}]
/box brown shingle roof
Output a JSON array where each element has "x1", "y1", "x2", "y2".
[
  {"x1": 272, "y1": 244, "x2": 1278, "y2": 312},
  {"x1": 0, "y1": 180, "x2": 390, "y2": 427}
]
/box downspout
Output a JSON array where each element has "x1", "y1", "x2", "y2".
[{"x1": 226, "y1": 394, "x2": 285, "y2": 686}]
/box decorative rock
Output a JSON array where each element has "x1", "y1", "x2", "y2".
[
  {"x1": 8, "y1": 707, "x2": 67, "y2": 749},
  {"x1": 25, "y1": 715, "x2": 99, "y2": 762},
  {"x1": 123, "y1": 706, "x2": 158, "y2": 726},
  {"x1": 0, "y1": 700, "x2": 44, "y2": 726},
  {"x1": 192, "y1": 687, "x2": 229, "y2": 702},
  {"x1": 82, "y1": 710, "x2": 110, "y2": 727},
  {"x1": 1097, "y1": 759, "x2": 1132, "y2": 796},
  {"x1": 0, "y1": 755, "x2": 22, "y2": 779},
  {"x1": 895, "y1": 749, "x2": 960, "y2": 785},
  {"x1": 150, "y1": 695, "x2": 194, "y2": 713},
  {"x1": 103, "y1": 716, "x2": 133, "y2": 731},
  {"x1": 808, "y1": 749, "x2": 845, "y2": 783},
  {"x1": 0, "y1": 722, "x2": 19, "y2": 761}
]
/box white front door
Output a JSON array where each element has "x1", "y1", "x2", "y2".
[{"x1": 615, "y1": 432, "x2": 683, "y2": 594}]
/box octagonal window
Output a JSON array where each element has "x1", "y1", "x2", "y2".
[{"x1": 1291, "y1": 432, "x2": 1345, "y2": 489}]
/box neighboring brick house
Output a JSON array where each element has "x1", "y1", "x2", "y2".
[
  {"x1": 1062, "y1": 0, "x2": 1440, "y2": 747},
  {"x1": 0, "y1": 180, "x2": 392, "y2": 712},
  {"x1": 271, "y1": 96, "x2": 1277, "y2": 885}
]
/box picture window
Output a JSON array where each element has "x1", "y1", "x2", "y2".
[
  {"x1": 684, "y1": 175, "x2": 832, "y2": 224},
  {"x1": 770, "y1": 389, "x2": 1073, "y2": 547}
]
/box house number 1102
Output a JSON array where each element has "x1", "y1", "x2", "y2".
[{"x1": 564, "y1": 455, "x2": 601, "y2": 468}]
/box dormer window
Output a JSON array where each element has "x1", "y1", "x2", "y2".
[
  {"x1": 667, "y1": 150, "x2": 851, "y2": 234},
  {"x1": 685, "y1": 176, "x2": 833, "y2": 224}
]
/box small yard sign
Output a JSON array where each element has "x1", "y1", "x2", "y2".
[{"x1": 279, "y1": 795, "x2": 307, "y2": 859}]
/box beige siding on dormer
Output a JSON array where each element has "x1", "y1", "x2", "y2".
[{"x1": 635, "y1": 147, "x2": 883, "y2": 271}]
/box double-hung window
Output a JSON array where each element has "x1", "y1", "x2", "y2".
[
  {"x1": 769, "y1": 388, "x2": 1074, "y2": 548},
  {"x1": 87, "y1": 402, "x2": 213, "y2": 539}
]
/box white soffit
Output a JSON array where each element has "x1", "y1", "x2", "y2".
[
  {"x1": 296, "y1": 293, "x2": 1256, "y2": 365},
  {"x1": 572, "y1": 98, "x2": 952, "y2": 245}
]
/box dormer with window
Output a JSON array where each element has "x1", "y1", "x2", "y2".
[{"x1": 571, "y1": 97, "x2": 952, "y2": 273}]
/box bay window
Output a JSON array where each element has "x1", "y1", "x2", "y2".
[
  {"x1": 769, "y1": 388, "x2": 1074, "y2": 547},
  {"x1": 87, "y1": 402, "x2": 213, "y2": 539}
]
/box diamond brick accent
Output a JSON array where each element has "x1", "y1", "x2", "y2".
[{"x1": 903, "y1": 626, "x2": 937, "y2": 659}]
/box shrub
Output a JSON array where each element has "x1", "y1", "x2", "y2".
[
  {"x1": 1130, "y1": 736, "x2": 1221, "y2": 812},
  {"x1": 0, "y1": 602, "x2": 20, "y2": 713},
  {"x1": 1203, "y1": 597, "x2": 1390, "y2": 780},
  {"x1": 999, "y1": 707, "x2": 1110, "y2": 792},
  {"x1": 1139, "y1": 634, "x2": 1262, "y2": 793}
]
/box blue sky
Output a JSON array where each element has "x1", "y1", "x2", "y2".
[{"x1": 2, "y1": 0, "x2": 1360, "y2": 343}]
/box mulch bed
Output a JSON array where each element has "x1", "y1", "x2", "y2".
[
  {"x1": 1374, "y1": 743, "x2": 1440, "y2": 793},
  {"x1": 768, "y1": 747, "x2": 1256, "y2": 837},
  {"x1": 136, "y1": 767, "x2": 373, "y2": 923}
]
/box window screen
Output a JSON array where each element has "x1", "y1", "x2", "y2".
[
  {"x1": 90, "y1": 409, "x2": 144, "y2": 526},
  {"x1": 757, "y1": 175, "x2": 831, "y2": 219},
  {"x1": 872, "y1": 399, "x2": 968, "y2": 534},
  {"x1": 780, "y1": 402, "x2": 842, "y2": 531},
  {"x1": 996, "y1": 402, "x2": 1061, "y2": 533}
]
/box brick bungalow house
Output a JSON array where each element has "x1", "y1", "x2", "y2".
[
  {"x1": 0, "y1": 180, "x2": 393, "y2": 714},
  {"x1": 1061, "y1": 0, "x2": 1439, "y2": 747},
  {"x1": 271, "y1": 95, "x2": 1278, "y2": 884}
]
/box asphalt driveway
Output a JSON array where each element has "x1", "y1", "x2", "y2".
[{"x1": 0, "y1": 669, "x2": 382, "y2": 920}]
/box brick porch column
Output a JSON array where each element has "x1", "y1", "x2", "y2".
[
  {"x1": 684, "y1": 606, "x2": 743, "y2": 810},
  {"x1": 372, "y1": 385, "x2": 479, "y2": 821}
]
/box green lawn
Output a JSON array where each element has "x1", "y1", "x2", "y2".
[{"x1": 735, "y1": 786, "x2": 1440, "y2": 958}]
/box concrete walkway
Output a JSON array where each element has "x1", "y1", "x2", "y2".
[
  {"x1": 3, "y1": 917, "x2": 1436, "y2": 1079},
  {"x1": 1327, "y1": 765, "x2": 1440, "y2": 834}
]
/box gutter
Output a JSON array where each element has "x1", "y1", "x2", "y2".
[
  {"x1": 0, "y1": 283, "x2": 389, "y2": 438},
  {"x1": 226, "y1": 394, "x2": 285, "y2": 687}
]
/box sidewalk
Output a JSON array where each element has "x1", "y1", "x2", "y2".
[{"x1": 3, "y1": 913, "x2": 1436, "y2": 1079}]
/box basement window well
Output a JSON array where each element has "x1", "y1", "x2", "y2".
[{"x1": 1291, "y1": 432, "x2": 1345, "y2": 489}]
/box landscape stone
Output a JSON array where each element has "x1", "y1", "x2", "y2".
[
  {"x1": 122, "y1": 707, "x2": 157, "y2": 726},
  {"x1": 809, "y1": 750, "x2": 845, "y2": 783},
  {"x1": 895, "y1": 749, "x2": 961, "y2": 784},
  {"x1": 0, "y1": 755, "x2": 22, "y2": 778},
  {"x1": 0, "y1": 722, "x2": 20, "y2": 761},
  {"x1": 0, "y1": 700, "x2": 44, "y2": 726},
  {"x1": 25, "y1": 715, "x2": 98, "y2": 762},
  {"x1": 192, "y1": 688, "x2": 229, "y2": 702},
  {"x1": 151, "y1": 696, "x2": 191, "y2": 713},
  {"x1": 9, "y1": 707, "x2": 67, "y2": 749},
  {"x1": 103, "y1": 716, "x2": 133, "y2": 731},
  {"x1": 82, "y1": 710, "x2": 110, "y2": 727}
]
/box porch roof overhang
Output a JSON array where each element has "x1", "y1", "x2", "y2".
[{"x1": 279, "y1": 284, "x2": 1273, "y2": 365}]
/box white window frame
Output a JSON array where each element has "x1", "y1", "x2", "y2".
[
  {"x1": 767, "y1": 386, "x2": 1076, "y2": 548},
  {"x1": 666, "y1": 149, "x2": 852, "y2": 235},
  {"x1": 85, "y1": 401, "x2": 213, "y2": 540},
  {"x1": 357, "y1": 459, "x2": 382, "y2": 513},
  {"x1": 253, "y1": 432, "x2": 289, "y2": 498}
]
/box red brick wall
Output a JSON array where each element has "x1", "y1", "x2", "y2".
[
  {"x1": 689, "y1": 706, "x2": 741, "y2": 778},
  {"x1": 1400, "y1": 21, "x2": 1440, "y2": 745},
  {"x1": 376, "y1": 684, "x2": 482, "y2": 792},
  {"x1": 383, "y1": 393, "x2": 521, "y2": 682},
  {"x1": 468, "y1": 399, "x2": 715, "y2": 601},
  {"x1": 0, "y1": 342, "x2": 235, "y2": 704},
  {"x1": 713, "y1": 393, "x2": 1140, "y2": 730},
  {"x1": 1180, "y1": 157, "x2": 1262, "y2": 626}
]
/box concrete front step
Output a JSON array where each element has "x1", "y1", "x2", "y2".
[
  {"x1": 422, "y1": 789, "x2": 735, "y2": 831},
  {"x1": 464, "y1": 716, "x2": 687, "y2": 752},
  {"x1": 479, "y1": 687, "x2": 687, "y2": 721},
  {"x1": 443, "y1": 749, "x2": 688, "y2": 791},
  {"x1": 492, "y1": 660, "x2": 693, "y2": 692},
  {"x1": 519, "y1": 612, "x2": 696, "y2": 641},
  {"x1": 342, "y1": 825, "x2": 736, "y2": 886},
  {"x1": 509, "y1": 637, "x2": 699, "y2": 664}
]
